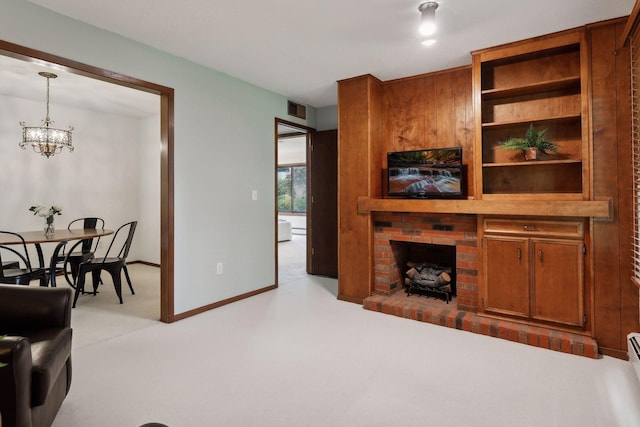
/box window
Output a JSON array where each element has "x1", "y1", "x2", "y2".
[
  {"x1": 632, "y1": 27, "x2": 640, "y2": 287},
  {"x1": 277, "y1": 165, "x2": 307, "y2": 213}
]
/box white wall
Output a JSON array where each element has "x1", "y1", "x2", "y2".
[
  {"x1": 316, "y1": 105, "x2": 338, "y2": 131},
  {"x1": 137, "y1": 114, "x2": 161, "y2": 264},
  {"x1": 0, "y1": 0, "x2": 316, "y2": 314},
  {"x1": 0, "y1": 93, "x2": 159, "y2": 264},
  {"x1": 278, "y1": 135, "x2": 306, "y2": 164}
]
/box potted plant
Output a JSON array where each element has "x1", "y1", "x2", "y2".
[{"x1": 499, "y1": 124, "x2": 558, "y2": 160}]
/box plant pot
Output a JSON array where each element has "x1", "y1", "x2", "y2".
[{"x1": 524, "y1": 147, "x2": 538, "y2": 161}]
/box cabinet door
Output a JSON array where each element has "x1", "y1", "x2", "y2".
[
  {"x1": 531, "y1": 239, "x2": 584, "y2": 327},
  {"x1": 483, "y1": 236, "x2": 529, "y2": 318}
]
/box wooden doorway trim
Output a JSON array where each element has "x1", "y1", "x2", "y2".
[
  {"x1": 0, "y1": 39, "x2": 175, "y2": 323},
  {"x1": 274, "y1": 118, "x2": 315, "y2": 285}
]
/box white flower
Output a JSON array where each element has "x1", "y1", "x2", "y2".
[{"x1": 29, "y1": 204, "x2": 63, "y2": 218}]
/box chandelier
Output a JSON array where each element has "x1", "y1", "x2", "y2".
[{"x1": 19, "y1": 72, "x2": 74, "y2": 158}]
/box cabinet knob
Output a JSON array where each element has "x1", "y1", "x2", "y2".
[
  {"x1": 538, "y1": 249, "x2": 543, "y2": 262},
  {"x1": 517, "y1": 247, "x2": 521, "y2": 262},
  {"x1": 523, "y1": 225, "x2": 538, "y2": 231}
]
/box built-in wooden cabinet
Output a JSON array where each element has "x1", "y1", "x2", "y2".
[
  {"x1": 481, "y1": 217, "x2": 585, "y2": 328},
  {"x1": 339, "y1": 19, "x2": 635, "y2": 356},
  {"x1": 473, "y1": 30, "x2": 590, "y2": 200}
]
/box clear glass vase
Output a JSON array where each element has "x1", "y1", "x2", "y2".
[{"x1": 44, "y1": 217, "x2": 55, "y2": 236}]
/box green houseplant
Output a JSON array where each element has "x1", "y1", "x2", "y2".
[{"x1": 499, "y1": 124, "x2": 558, "y2": 160}]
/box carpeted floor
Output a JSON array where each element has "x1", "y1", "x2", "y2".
[{"x1": 52, "y1": 243, "x2": 640, "y2": 427}]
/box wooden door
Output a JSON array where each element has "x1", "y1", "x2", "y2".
[
  {"x1": 483, "y1": 236, "x2": 529, "y2": 318},
  {"x1": 307, "y1": 129, "x2": 338, "y2": 277},
  {"x1": 531, "y1": 239, "x2": 584, "y2": 327}
]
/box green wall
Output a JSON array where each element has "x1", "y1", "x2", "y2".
[{"x1": 0, "y1": 0, "x2": 316, "y2": 313}]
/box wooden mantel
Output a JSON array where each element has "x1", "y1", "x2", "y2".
[{"x1": 358, "y1": 197, "x2": 612, "y2": 219}]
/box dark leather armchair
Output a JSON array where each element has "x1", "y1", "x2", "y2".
[{"x1": 0, "y1": 285, "x2": 73, "y2": 427}]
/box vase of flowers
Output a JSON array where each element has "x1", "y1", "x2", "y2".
[{"x1": 29, "y1": 204, "x2": 62, "y2": 236}]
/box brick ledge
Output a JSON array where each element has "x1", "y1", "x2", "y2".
[{"x1": 363, "y1": 293, "x2": 599, "y2": 359}]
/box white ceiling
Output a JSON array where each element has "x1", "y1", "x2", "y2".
[
  {"x1": 6, "y1": 0, "x2": 637, "y2": 112},
  {"x1": 0, "y1": 55, "x2": 159, "y2": 118}
]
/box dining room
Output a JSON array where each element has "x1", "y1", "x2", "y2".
[{"x1": 0, "y1": 53, "x2": 162, "y2": 317}]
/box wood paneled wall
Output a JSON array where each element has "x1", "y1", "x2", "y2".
[
  {"x1": 382, "y1": 68, "x2": 475, "y2": 197},
  {"x1": 337, "y1": 75, "x2": 383, "y2": 303},
  {"x1": 590, "y1": 19, "x2": 638, "y2": 358},
  {"x1": 337, "y1": 68, "x2": 473, "y2": 303}
]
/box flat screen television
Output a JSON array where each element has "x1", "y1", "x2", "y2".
[{"x1": 387, "y1": 147, "x2": 463, "y2": 198}]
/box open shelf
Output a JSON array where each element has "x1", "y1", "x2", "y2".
[
  {"x1": 481, "y1": 76, "x2": 581, "y2": 100},
  {"x1": 482, "y1": 159, "x2": 582, "y2": 168},
  {"x1": 482, "y1": 113, "x2": 581, "y2": 129},
  {"x1": 474, "y1": 32, "x2": 587, "y2": 201}
]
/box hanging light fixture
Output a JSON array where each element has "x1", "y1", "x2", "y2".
[
  {"x1": 418, "y1": 1, "x2": 439, "y2": 37},
  {"x1": 20, "y1": 72, "x2": 74, "y2": 158}
]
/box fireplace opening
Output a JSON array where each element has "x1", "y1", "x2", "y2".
[{"x1": 390, "y1": 241, "x2": 456, "y2": 302}]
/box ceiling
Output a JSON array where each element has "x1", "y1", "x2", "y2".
[
  {"x1": 0, "y1": 55, "x2": 159, "y2": 118},
  {"x1": 5, "y1": 0, "x2": 637, "y2": 112}
]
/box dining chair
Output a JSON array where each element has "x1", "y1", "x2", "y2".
[
  {"x1": 70, "y1": 221, "x2": 137, "y2": 308},
  {"x1": 0, "y1": 231, "x2": 66, "y2": 286},
  {"x1": 56, "y1": 217, "x2": 105, "y2": 287},
  {"x1": 2, "y1": 261, "x2": 19, "y2": 269}
]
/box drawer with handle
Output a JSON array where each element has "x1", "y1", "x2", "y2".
[{"x1": 483, "y1": 217, "x2": 584, "y2": 238}]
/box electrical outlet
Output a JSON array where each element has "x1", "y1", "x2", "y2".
[
  {"x1": 216, "y1": 262, "x2": 223, "y2": 275},
  {"x1": 252, "y1": 190, "x2": 258, "y2": 201}
]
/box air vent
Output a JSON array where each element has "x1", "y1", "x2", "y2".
[{"x1": 287, "y1": 100, "x2": 306, "y2": 119}]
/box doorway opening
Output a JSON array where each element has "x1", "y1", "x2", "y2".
[
  {"x1": 0, "y1": 40, "x2": 174, "y2": 322},
  {"x1": 275, "y1": 119, "x2": 311, "y2": 285}
]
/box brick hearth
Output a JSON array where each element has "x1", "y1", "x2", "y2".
[
  {"x1": 364, "y1": 292, "x2": 599, "y2": 358},
  {"x1": 365, "y1": 211, "x2": 599, "y2": 358}
]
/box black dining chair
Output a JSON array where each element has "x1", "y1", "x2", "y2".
[
  {"x1": 2, "y1": 261, "x2": 19, "y2": 269},
  {"x1": 55, "y1": 217, "x2": 105, "y2": 287},
  {"x1": 69, "y1": 221, "x2": 137, "y2": 308},
  {"x1": 0, "y1": 231, "x2": 66, "y2": 287}
]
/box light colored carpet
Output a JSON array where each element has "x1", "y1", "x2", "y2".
[
  {"x1": 69, "y1": 263, "x2": 161, "y2": 350},
  {"x1": 277, "y1": 234, "x2": 308, "y2": 286},
  {"x1": 52, "y1": 249, "x2": 640, "y2": 427}
]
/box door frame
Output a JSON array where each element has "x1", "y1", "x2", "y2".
[
  {"x1": 0, "y1": 39, "x2": 175, "y2": 322},
  {"x1": 274, "y1": 118, "x2": 315, "y2": 284}
]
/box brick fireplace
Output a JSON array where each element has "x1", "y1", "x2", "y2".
[
  {"x1": 372, "y1": 211, "x2": 478, "y2": 312},
  {"x1": 364, "y1": 210, "x2": 598, "y2": 358}
]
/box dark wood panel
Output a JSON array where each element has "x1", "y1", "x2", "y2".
[
  {"x1": 358, "y1": 197, "x2": 611, "y2": 218},
  {"x1": 483, "y1": 162, "x2": 583, "y2": 194},
  {"x1": 453, "y1": 68, "x2": 475, "y2": 198},
  {"x1": 614, "y1": 20, "x2": 639, "y2": 351},
  {"x1": 485, "y1": 47, "x2": 580, "y2": 90},
  {"x1": 309, "y1": 130, "x2": 338, "y2": 278},
  {"x1": 531, "y1": 239, "x2": 584, "y2": 326},
  {"x1": 590, "y1": 22, "x2": 624, "y2": 350},
  {"x1": 483, "y1": 236, "x2": 530, "y2": 317},
  {"x1": 381, "y1": 67, "x2": 474, "y2": 197},
  {"x1": 337, "y1": 76, "x2": 382, "y2": 302},
  {"x1": 484, "y1": 91, "x2": 581, "y2": 124}
]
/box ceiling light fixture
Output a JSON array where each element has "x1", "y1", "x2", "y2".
[
  {"x1": 20, "y1": 72, "x2": 74, "y2": 158},
  {"x1": 418, "y1": 1, "x2": 439, "y2": 37}
]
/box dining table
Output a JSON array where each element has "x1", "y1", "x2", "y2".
[{"x1": 0, "y1": 228, "x2": 114, "y2": 287}]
